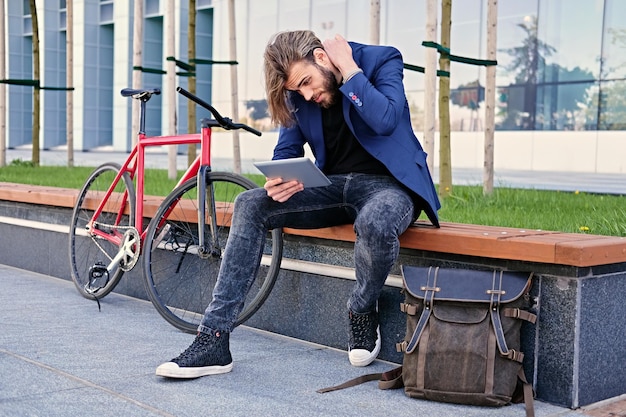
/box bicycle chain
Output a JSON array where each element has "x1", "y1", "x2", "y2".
[{"x1": 90, "y1": 222, "x2": 141, "y2": 272}]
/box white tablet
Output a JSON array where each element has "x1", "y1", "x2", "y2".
[{"x1": 253, "y1": 157, "x2": 331, "y2": 188}]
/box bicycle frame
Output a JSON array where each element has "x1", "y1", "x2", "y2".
[
  {"x1": 86, "y1": 120, "x2": 220, "y2": 275},
  {"x1": 84, "y1": 86, "x2": 260, "y2": 278},
  {"x1": 70, "y1": 87, "x2": 278, "y2": 330},
  {"x1": 86, "y1": 132, "x2": 205, "y2": 231}
]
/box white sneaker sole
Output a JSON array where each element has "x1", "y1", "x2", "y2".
[
  {"x1": 348, "y1": 327, "x2": 381, "y2": 367},
  {"x1": 155, "y1": 361, "x2": 233, "y2": 378}
]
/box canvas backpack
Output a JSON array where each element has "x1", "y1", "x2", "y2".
[{"x1": 319, "y1": 265, "x2": 536, "y2": 417}]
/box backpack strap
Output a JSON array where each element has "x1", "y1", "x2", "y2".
[
  {"x1": 400, "y1": 266, "x2": 439, "y2": 354},
  {"x1": 489, "y1": 271, "x2": 537, "y2": 363},
  {"x1": 489, "y1": 270, "x2": 525, "y2": 362},
  {"x1": 316, "y1": 372, "x2": 383, "y2": 393},
  {"x1": 378, "y1": 366, "x2": 404, "y2": 390},
  {"x1": 504, "y1": 307, "x2": 537, "y2": 324},
  {"x1": 316, "y1": 366, "x2": 403, "y2": 394},
  {"x1": 488, "y1": 270, "x2": 508, "y2": 355},
  {"x1": 513, "y1": 368, "x2": 536, "y2": 417}
]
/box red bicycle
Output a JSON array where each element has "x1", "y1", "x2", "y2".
[{"x1": 68, "y1": 87, "x2": 283, "y2": 333}]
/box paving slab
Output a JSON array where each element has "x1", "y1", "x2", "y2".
[{"x1": 0, "y1": 264, "x2": 606, "y2": 417}]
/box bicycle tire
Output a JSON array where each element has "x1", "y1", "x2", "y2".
[
  {"x1": 143, "y1": 172, "x2": 283, "y2": 334},
  {"x1": 69, "y1": 162, "x2": 136, "y2": 299}
]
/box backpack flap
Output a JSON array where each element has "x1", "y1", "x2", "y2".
[
  {"x1": 401, "y1": 265, "x2": 532, "y2": 303},
  {"x1": 399, "y1": 266, "x2": 534, "y2": 357}
]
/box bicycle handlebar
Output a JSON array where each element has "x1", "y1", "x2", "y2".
[{"x1": 176, "y1": 86, "x2": 262, "y2": 137}]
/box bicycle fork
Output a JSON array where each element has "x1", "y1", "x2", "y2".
[{"x1": 197, "y1": 165, "x2": 222, "y2": 259}]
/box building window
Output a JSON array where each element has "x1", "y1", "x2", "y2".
[
  {"x1": 197, "y1": 0, "x2": 213, "y2": 9},
  {"x1": 23, "y1": 0, "x2": 32, "y2": 35},
  {"x1": 490, "y1": 0, "x2": 626, "y2": 131},
  {"x1": 60, "y1": 0, "x2": 67, "y2": 30},
  {"x1": 100, "y1": 0, "x2": 114, "y2": 24},
  {"x1": 596, "y1": 0, "x2": 626, "y2": 130},
  {"x1": 146, "y1": 0, "x2": 160, "y2": 17}
]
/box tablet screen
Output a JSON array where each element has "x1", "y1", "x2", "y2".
[{"x1": 253, "y1": 157, "x2": 331, "y2": 188}]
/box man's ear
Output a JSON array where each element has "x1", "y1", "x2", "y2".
[{"x1": 312, "y1": 48, "x2": 330, "y2": 66}]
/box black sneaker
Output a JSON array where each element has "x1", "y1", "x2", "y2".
[
  {"x1": 156, "y1": 330, "x2": 233, "y2": 378},
  {"x1": 348, "y1": 310, "x2": 381, "y2": 367}
]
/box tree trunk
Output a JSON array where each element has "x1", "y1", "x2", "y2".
[
  {"x1": 483, "y1": 0, "x2": 498, "y2": 195},
  {"x1": 423, "y1": 0, "x2": 437, "y2": 176},
  {"x1": 369, "y1": 0, "x2": 380, "y2": 45},
  {"x1": 0, "y1": 0, "x2": 6, "y2": 167},
  {"x1": 66, "y1": 0, "x2": 74, "y2": 167},
  {"x1": 187, "y1": 0, "x2": 197, "y2": 167},
  {"x1": 132, "y1": 0, "x2": 143, "y2": 146},
  {"x1": 228, "y1": 0, "x2": 241, "y2": 174},
  {"x1": 30, "y1": 0, "x2": 40, "y2": 166},
  {"x1": 165, "y1": 0, "x2": 176, "y2": 180},
  {"x1": 438, "y1": 0, "x2": 452, "y2": 198}
]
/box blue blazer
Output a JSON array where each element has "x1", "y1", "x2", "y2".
[{"x1": 272, "y1": 42, "x2": 441, "y2": 227}]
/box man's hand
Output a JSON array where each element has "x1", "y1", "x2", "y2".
[
  {"x1": 264, "y1": 177, "x2": 304, "y2": 202},
  {"x1": 322, "y1": 34, "x2": 359, "y2": 76}
]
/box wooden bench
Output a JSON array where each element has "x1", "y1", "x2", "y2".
[{"x1": 1, "y1": 182, "x2": 624, "y2": 267}]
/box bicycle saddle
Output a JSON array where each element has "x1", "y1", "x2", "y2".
[{"x1": 120, "y1": 88, "x2": 161, "y2": 100}]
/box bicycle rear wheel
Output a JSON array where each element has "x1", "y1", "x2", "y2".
[
  {"x1": 143, "y1": 172, "x2": 283, "y2": 334},
  {"x1": 69, "y1": 163, "x2": 136, "y2": 299}
]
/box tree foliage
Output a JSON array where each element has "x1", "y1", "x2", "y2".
[{"x1": 245, "y1": 99, "x2": 269, "y2": 120}]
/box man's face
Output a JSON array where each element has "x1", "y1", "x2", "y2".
[{"x1": 284, "y1": 59, "x2": 340, "y2": 108}]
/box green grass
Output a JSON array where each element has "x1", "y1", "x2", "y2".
[
  {"x1": 436, "y1": 186, "x2": 626, "y2": 237},
  {"x1": 1, "y1": 160, "x2": 625, "y2": 236},
  {"x1": 0, "y1": 159, "x2": 267, "y2": 195}
]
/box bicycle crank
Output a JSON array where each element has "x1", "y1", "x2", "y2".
[{"x1": 118, "y1": 227, "x2": 141, "y2": 271}]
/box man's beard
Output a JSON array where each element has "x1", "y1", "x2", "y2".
[{"x1": 316, "y1": 64, "x2": 340, "y2": 108}]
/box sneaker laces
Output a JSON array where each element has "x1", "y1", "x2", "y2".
[
  {"x1": 349, "y1": 311, "x2": 378, "y2": 352},
  {"x1": 175, "y1": 332, "x2": 216, "y2": 363}
]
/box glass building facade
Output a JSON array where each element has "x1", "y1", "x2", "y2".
[
  {"x1": 494, "y1": 0, "x2": 626, "y2": 132},
  {"x1": 3, "y1": 0, "x2": 626, "y2": 154},
  {"x1": 215, "y1": 0, "x2": 626, "y2": 134}
]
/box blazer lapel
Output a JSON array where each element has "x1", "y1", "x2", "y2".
[{"x1": 295, "y1": 102, "x2": 326, "y2": 165}]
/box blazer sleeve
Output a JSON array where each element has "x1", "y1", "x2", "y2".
[
  {"x1": 340, "y1": 45, "x2": 406, "y2": 136},
  {"x1": 272, "y1": 124, "x2": 307, "y2": 160}
]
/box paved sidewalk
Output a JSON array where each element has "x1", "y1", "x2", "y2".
[{"x1": 0, "y1": 264, "x2": 605, "y2": 417}]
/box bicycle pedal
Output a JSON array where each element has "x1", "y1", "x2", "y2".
[{"x1": 87, "y1": 262, "x2": 110, "y2": 292}]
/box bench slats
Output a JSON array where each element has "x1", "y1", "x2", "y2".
[
  {"x1": 1, "y1": 182, "x2": 625, "y2": 267},
  {"x1": 0, "y1": 182, "x2": 77, "y2": 208}
]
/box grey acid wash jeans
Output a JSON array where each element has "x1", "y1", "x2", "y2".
[{"x1": 198, "y1": 173, "x2": 416, "y2": 334}]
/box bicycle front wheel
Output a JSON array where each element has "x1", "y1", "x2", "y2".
[
  {"x1": 69, "y1": 163, "x2": 136, "y2": 299},
  {"x1": 143, "y1": 172, "x2": 283, "y2": 334}
]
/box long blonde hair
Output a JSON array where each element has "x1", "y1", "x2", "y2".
[{"x1": 263, "y1": 30, "x2": 323, "y2": 127}]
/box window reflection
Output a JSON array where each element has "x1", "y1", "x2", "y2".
[
  {"x1": 535, "y1": 81, "x2": 594, "y2": 130},
  {"x1": 597, "y1": 80, "x2": 626, "y2": 130},
  {"x1": 449, "y1": 0, "x2": 625, "y2": 131}
]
